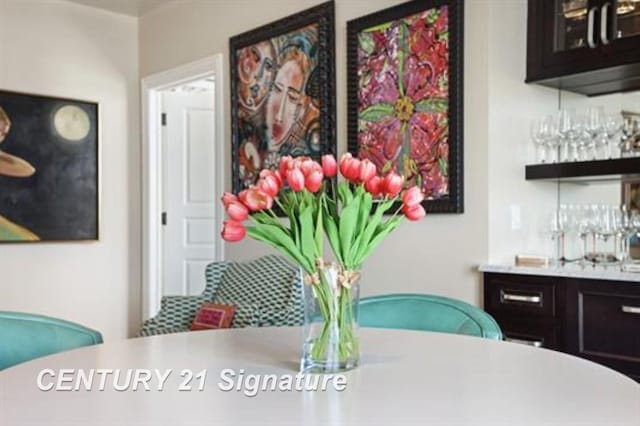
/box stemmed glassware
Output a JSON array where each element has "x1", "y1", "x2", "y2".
[
  {"x1": 576, "y1": 205, "x2": 594, "y2": 265},
  {"x1": 531, "y1": 115, "x2": 557, "y2": 163},
  {"x1": 530, "y1": 109, "x2": 634, "y2": 163},
  {"x1": 585, "y1": 107, "x2": 604, "y2": 160},
  {"x1": 546, "y1": 204, "x2": 640, "y2": 270},
  {"x1": 558, "y1": 109, "x2": 581, "y2": 162},
  {"x1": 531, "y1": 118, "x2": 549, "y2": 164},
  {"x1": 547, "y1": 208, "x2": 565, "y2": 265},
  {"x1": 593, "y1": 204, "x2": 618, "y2": 264},
  {"x1": 604, "y1": 113, "x2": 623, "y2": 159}
]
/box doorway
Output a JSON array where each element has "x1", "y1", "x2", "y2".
[{"x1": 141, "y1": 55, "x2": 225, "y2": 320}]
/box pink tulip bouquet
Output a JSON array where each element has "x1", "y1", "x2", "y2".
[{"x1": 221, "y1": 153, "x2": 425, "y2": 372}]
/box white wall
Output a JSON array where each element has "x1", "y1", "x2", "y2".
[
  {"x1": 0, "y1": 0, "x2": 140, "y2": 340},
  {"x1": 140, "y1": 0, "x2": 490, "y2": 305},
  {"x1": 486, "y1": 0, "x2": 559, "y2": 264}
]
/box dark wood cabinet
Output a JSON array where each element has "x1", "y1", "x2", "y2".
[
  {"x1": 527, "y1": 0, "x2": 640, "y2": 96},
  {"x1": 485, "y1": 273, "x2": 564, "y2": 351},
  {"x1": 484, "y1": 272, "x2": 640, "y2": 381},
  {"x1": 566, "y1": 278, "x2": 640, "y2": 381}
]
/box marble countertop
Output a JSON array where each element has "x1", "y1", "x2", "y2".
[{"x1": 479, "y1": 263, "x2": 640, "y2": 282}]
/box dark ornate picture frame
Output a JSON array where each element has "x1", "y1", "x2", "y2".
[
  {"x1": 347, "y1": 0, "x2": 464, "y2": 213},
  {"x1": 229, "y1": 1, "x2": 336, "y2": 195}
]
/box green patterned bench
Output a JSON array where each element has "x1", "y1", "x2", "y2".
[{"x1": 138, "y1": 255, "x2": 304, "y2": 336}]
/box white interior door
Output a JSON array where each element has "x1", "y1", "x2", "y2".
[{"x1": 161, "y1": 89, "x2": 216, "y2": 296}]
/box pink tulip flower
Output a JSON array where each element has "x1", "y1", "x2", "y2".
[
  {"x1": 226, "y1": 201, "x2": 249, "y2": 222},
  {"x1": 364, "y1": 176, "x2": 382, "y2": 196},
  {"x1": 257, "y1": 174, "x2": 280, "y2": 198},
  {"x1": 359, "y1": 159, "x2": 377, "y2": 183},
  {"x1": 382, "y1": 172, "x2": 403, "y2": 197},
  {"x1": 299, "y1": 159, "x2": 318, "y2": 177},
  {"x1": 403, "y1": 203, "x2": 426, "y2": 221},
  {"x1": 339, "y1": 153, "x2": 361, "y2": 183},
  {"x1": 321, "y1": 154, "x2": 337, "y2": 177},
  {"x1": 305, "y1": 170, "x2": 324, "y2": 193},
  {"x1": 238, "y1": 187, "x2": 273, "y2": 211},
  {"x1": 260, "y1": 169, "x2": 283, "y2": 187},
  {"x1": 402, "y1": 186, "x2": 424, "y2": 207},
  {"x1": 221, "y1": 220, "x2": 246, "y2": 242},
  {"x1": 279, "y1": 156, "x2": 294, "y2": 180},
  {"x1": 221, "y1": 192, "x2": 238, "y2": 208},
  {"x1": 287, "y1": 168, "x2": 305, "y2": 192},
  {"x1": 338, "y1": 153, "x2": 353, "y2": 178}
]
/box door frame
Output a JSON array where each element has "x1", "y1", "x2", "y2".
[{"x1": 141, "y1": 54, "x2": 226, "y2": 320}]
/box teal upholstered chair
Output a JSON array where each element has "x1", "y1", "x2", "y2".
[
  {"x1": 359, "y1": 293, "x2": 502, "y2": 340},
  {"x1": 0, "y1": 311, "x2": 103, "y2": 370}
]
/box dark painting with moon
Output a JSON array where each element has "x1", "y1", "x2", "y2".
[
  {"x1": 230, "y1": 1, "x2": 336, "y2": 193},
  {"x1": 0, "y1": 90, "x2": 98, "y2": 242}
]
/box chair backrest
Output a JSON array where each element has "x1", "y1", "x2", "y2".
[
  {"x1": 213, "y1": 255, "x2": 304, "y2": 327},
  {"x1": 359, "y1": 294, "x2": 502, "y2": 340},
  {"x1": 0, "y1": 311, "x2": 103, "y2": 370}
]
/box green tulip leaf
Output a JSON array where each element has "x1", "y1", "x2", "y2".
[
  {"x1": 298, "y1": 204, "x2": 317, "y2": 267},
  {"x1": 337, "y1": 182, "x2": 354, "y2": 206},
  {"x1": 358, "y1": 215, "x2": 403, "y2": 262},
  {"x1": 323, "y1": 212, "x2": 343, "y2": 265},
  {"x1": 353, "y1": 199, "x2": 395, "y2": 265},
  {"x1": 339, "y1": 195, "x2": 360, "y2": 268},
  {"x1": 246, "y1": 224, "x2": 312, "y2": 273},
  {"x1": 253, "y1": 211, "x2": 287, "y2": 232},
  {"x1": 315, "y1": 200, "x2": 324, "y2": 257}
]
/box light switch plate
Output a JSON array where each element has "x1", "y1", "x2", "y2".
[{"x1": 510, "y1": 205, "x2": 521, "y2": 230}]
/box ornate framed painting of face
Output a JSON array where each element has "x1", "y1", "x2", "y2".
[
  {"x1": 347, "y1": 0, "x2": 464, "y2": 213},
  {"x1": 0, "y1": 90, "x2": 99, "y2": 242},
  {"x1": 230, "y1": 1, "x2": 336, "y2": 194}
]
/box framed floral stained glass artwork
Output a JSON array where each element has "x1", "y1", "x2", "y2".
[
  {"x1": 230, "y1": 1, "x2": 336, "y2": 195},
  {"x1": 347, "y1": 0, "x2": 464, "y2": 213}
]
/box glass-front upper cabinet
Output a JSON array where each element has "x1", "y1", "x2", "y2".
[
  {"x1": 554, "y1": 0, "x2": 591, "y2": 52},
  {"x1": 609, "y1": 0, "x2": 640, "y2": 41},
  {"x1": 527, "y1": 0, "x2": 640, "y2": 96}
]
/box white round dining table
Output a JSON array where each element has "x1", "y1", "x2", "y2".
[{"x1": 0, "y1": 326, "x2": 638, "y2": 425}]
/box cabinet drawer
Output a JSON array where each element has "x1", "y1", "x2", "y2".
[
  {"x1": 485, "y1": 274, "x2": 558, "y2": 320},
  {"x1": 577, "y1": 290, "x2": 640, "y2": 362},
  {"x1": 500, "y1": 321, "x2": 560, "y2": 351}
]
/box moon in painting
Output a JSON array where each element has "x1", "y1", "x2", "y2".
[{"x1": 53, "y1": 105, "x2": 91, "y2": 142}]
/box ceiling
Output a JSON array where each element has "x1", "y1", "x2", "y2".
[{"x1": 66, "y1": 0, "x2": 175, "y2": 17}]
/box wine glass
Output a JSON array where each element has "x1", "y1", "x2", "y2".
[
  {"x1": 576, "y1": 205, "x2": 594, "y2": 266},
  {"x1": 594, "y1": 204, "x2": 617, "y2": 264},
  {"x1": 585, "y1": 106, "x2": 604, "y2": 160},
  {"x1": 540, "y1": 115, "x2": 559, "y2": 163},
  {"x1": 547, "y1": 208, "x2": 564, "y2": 265},
  {"x1": 558, "y1": 204, "x2": 572, "y2": 262},
  {"x1": 531, "y1": 119, "x2": 548, "y2": 163},
  {"x1": 558, "y1": 109, "x2": 583, "y2": 162},
  {"x1": 618, "y1": 204, "x2": 634, "y2": 266},
  {"x1": 604, "y1": 112, "x2": 623, "y2": 159},
  {"x1": 621, "y1": 116, "x2": 639, "y2": 157}
]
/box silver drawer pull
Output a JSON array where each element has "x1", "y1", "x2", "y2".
[
  {"x1": 621, "y1": 305, "x2": 640, "y2": 315},
  {"x1": 505, "y1": 337, "x2": 543, "y2": 348},
  {"x1": 502, "y1": 293, "x2": 541, "y2": 304}
]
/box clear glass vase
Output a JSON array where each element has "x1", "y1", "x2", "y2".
[{"x1": 300, "y1": 262, "x2": 360, "y2": 373}]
